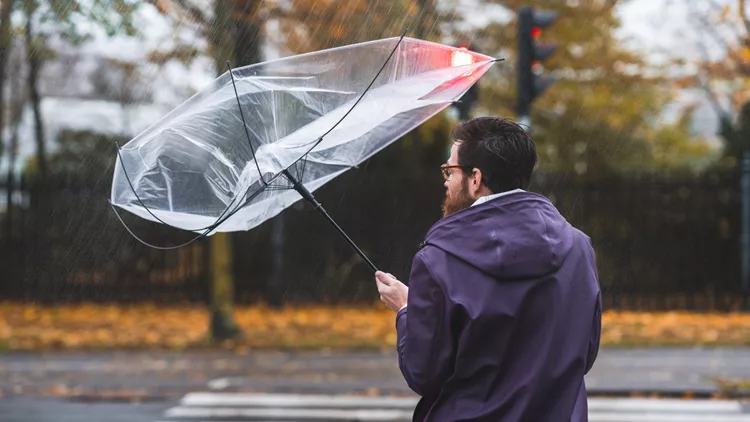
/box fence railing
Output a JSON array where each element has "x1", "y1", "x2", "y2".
[{"x1": 1, "y1": 170, "x2": 746, "y2": 311}]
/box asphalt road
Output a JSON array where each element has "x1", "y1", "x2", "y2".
[
  {"x1": 1, "y1": 347, "x2": 750, "y2": 422},
  {"x1": 0, "y1": 397, "x2": 173, "y2": 422}
]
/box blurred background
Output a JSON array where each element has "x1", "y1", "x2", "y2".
[{"x1": 1, "y1": 0, "x2": 750, "y2": 421}]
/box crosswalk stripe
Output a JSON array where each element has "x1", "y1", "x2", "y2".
[
  {"x1": 160, "y1": 393, "x2": 750, "y2": 422},
  {"x1": 179, "y1": 393, "x2": 418, "y2": 409},
  {"x1": 164, "y1": 407, "x2": 413, "y2": 421},
  {"x1": 588, "y1": 413, "x2": 750, "y2": 422},
  {"x1": 587, "y1": 398, "x2": 744, "y2": 413}
]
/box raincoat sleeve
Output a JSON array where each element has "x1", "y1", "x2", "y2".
[
  {"x1": 395, "y1": 249, "x2": 452, "y2": 397},
  {"x1": 586, "y1": 291, "x2": 602, "y2": 374},
  {"x1": 585, "y1": 241, "x2": 602, "y2": 374}
]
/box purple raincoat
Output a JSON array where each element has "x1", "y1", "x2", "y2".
[{"x1": 396, "y1": 191, "x2": 602, "y2": 421}]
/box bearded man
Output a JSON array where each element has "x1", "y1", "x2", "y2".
[{"x1": 375, "y1": 116, "x2": 602, "y2": 422}]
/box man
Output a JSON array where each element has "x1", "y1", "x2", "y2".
[{"x1": 375, "y1": 117, "x2": 601, "y2": 421}]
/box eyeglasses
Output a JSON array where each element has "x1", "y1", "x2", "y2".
[{"x1": 441, "y1": 164, "x2": 472, "y2": 181}]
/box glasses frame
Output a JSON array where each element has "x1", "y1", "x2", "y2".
[{"x1": 441, "y1": 164, "x2": 473, "y2": 181}]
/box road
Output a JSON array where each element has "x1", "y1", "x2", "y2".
[
  {"x1": 0, "y1": 397, "x2": 172, "y2": 422},
  {"x1": 1, "y1": 348, "x2": 749, "y2": 421}
]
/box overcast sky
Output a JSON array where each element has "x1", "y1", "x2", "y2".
[{"x1": 6, "y1": 0, "x2": 741, "y2": 167}]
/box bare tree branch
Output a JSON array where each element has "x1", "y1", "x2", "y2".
[
  {"x1": 172, "y1": 0, "x2": 210, "y2": 25},
  {"x1": 696, "y1": 14, "x2": 735, "y2": 58},
  {"x1": 144, "y1": 0, "x2": 210, "y2": 30},
  {"x1": 705, "y1": 0, "x2": 749, "y2": 65},
  {"x1": 739, "y1": 0, "x2": 750, "y2": 35},
  {"x1": 696, "y1": 38, "x2": 731, "y2": 119}
]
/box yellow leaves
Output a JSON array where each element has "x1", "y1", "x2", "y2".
[
  {"x1": 0, "y1": 302, "x2": 399, "y2": 350},
  {"x1": 742, "y1": 47, "x2": 750, "y2": 64},
  {"x1": 280, "y1": 0, "x2": 416, "y2": 54},
  {"x1": 2, "y1": 303, "x2": 750, "y2": 350},
  {"x1": 601, "y1": 311, "x2": 750, "y2": 346},
  {"x1": 722, "y1": 5, "x2": 732, "y2": 20},
  {"x1": 0, "y1": 303, "x2": 210, "y2": 350}
]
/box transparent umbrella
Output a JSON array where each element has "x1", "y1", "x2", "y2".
[{"x1": 110, "y1": 35, "x2": 499, "y2": 270}]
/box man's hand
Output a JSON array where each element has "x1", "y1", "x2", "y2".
[{"x1": 375, "y1": 271, "x2": 409, "y2": 312}]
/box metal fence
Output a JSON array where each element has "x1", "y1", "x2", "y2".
[{"x1": 0, "y1": 169, "x2": 746, "y2": 311}]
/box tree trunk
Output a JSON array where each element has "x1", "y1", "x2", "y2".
[
  {"x1": 0, "y1": 0, "x2": 13, "y2": 162},
  {"x1": 416, "y1": 0, "x2": 428, "y2": 39},
  {"x1": 209, "y1": 231, "x2": 241, "y2": 340},
  {"x1": 205, "y1": 0, "x2": 267, "y2": 341},
  {"x1": 411, "y1": 0, "x2": 439, "y2": 172},
  {"x1": 25, "y1": 7, "x2": 47, "y2": 180},
  {"x1": 268, "y1": 212, "x2": 285, "y2": 308},
  {"x1": 233, "y1": 0, "x2": 264, "y2": 66},
  {"x1": 211, "y1": 0, "x2": 234, "y2": 76},
  {"x1": 5, "y1": 44, "x2": 23, "y2": 240},
  {"x1": 6, "y1": 78, "x2": 22, "y2": 240},
  {"x1": 207, "y1": 0, "x2": 240, "y2": 342},
  {"x1": 231, "y1": 0, "x2": 281, "y2": 307}
]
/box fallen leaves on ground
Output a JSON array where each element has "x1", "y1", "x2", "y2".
[
  {"x1": 1, "y1": 302, "x2": 750, "y2": 350},
  {"x1": 713, "y1": 378, "x2": 750, "y2": 393},
  {"x1": 601, "y1": 311, "x2": 750, "y2": 346}
]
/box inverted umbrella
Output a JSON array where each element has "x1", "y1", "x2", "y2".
[{"x1": 110, "y1": 35, "x2": 499, "y2": 271}]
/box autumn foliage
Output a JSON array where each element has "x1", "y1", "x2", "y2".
[{"x1": 1, "y1": 303, "x2": 750, "y2": 350}]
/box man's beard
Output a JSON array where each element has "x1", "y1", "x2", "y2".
[{"x1": 441, "y1": 179, "x2": 475, "y2": 218}]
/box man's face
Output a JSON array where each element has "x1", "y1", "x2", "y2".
[{"x1": 442, "y1": 143, "x2": 475, "y2": 217}]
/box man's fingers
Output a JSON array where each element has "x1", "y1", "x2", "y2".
[
  {"x1": 375, "y1": 271, "x2": 392, "y2": 286},
  {"x1": 375, "y1": 271, "x2": 405, "y2": 312}
]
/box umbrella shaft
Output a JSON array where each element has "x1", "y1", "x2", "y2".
[{"x1": 282, "y1": 170, "x2": 378, "y2": 273}]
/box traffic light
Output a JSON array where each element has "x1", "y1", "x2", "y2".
[
  {"x1": 516, "y1": 5, "x2": 558, "y2": 121},
  {"x1": 451, "y1": 45, "x2": 479, "y2": 121}
]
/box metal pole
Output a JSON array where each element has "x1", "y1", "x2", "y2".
[
  {"x1": 741, "y1": 149, "x2": 750, "y2": 308},
  {"x1": 282, "y1": 169, "x2": 379, "y2": 273}
]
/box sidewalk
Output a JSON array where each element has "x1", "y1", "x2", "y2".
[{"x1": 1, "y1": 348, "x2": 749, "y2": 399}]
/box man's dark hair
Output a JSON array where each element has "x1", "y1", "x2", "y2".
[{"x1": 451, "y1": 117, "x2": 537, "y2": 193}]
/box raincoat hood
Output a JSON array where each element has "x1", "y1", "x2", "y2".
[{"x1": 424, "y1": 191, "x2": 574, "y2": 280}]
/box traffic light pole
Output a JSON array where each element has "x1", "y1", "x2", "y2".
[
  {"x1": 516, "y1": 5, "x2": 557, "y2": 131},
  {"x1": 516, "y1": 6, "x2": 534, "y2": 121}
]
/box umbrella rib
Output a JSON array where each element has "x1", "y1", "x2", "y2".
[
  {"x1": 299, "y1": 156, "x2": 308, "y2": 182},
  {"x1": 108, "y1": 201, "x2": 210, "y2": 250},
  {"x1": 305, "y1": 29, "x2": 408, "y2": 154},
  {"x1": 111, "y1": 141, "x2": 245, "y2": 232},
  {"x1": 108, "y1": 177, "x2": 272, "y2": 250},
  {"x1": 227, "y1": 60, "x2": 267, "y2": 187},
  {"x1": 111, "y1": 143, "x2": 292, "y2": 249}
]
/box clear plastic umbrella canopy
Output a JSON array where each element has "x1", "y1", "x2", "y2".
[{"x1": 110, "y1": 36, "x2": 496, "y2": 234}]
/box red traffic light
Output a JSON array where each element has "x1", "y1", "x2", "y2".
[{"x1": 531, "y1": 27, "x2": 542, "y2": 38}]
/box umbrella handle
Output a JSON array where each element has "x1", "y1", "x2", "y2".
[{"x1": 282, "y1": 169, "x2": 379, "y2": 273}]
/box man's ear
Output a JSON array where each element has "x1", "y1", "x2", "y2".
[{"x1": 470, "y1": 168, "x2": 483, "y2": 191}]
